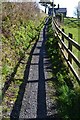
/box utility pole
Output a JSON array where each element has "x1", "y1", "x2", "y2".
[
  {"x1": 52, "y1": 0, "x2": 54, "y2": 25},
  {"x1": 52, "y1": 0, "x2": 54, "y2": 17},
  {"x1": 45, "y1": 3, "x2": 47, "y2": 14}
]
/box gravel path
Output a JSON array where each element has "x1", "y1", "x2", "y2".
[{"x1": 10, "y1": 20, "x2": 58, "y2": 120}]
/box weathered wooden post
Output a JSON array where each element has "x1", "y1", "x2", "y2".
[
  {"x1": 61, "y1": 13, "x2": 64, "y2": 23},
  {"x1": 68, "y1": 33, "x2": 72, "y2": 64},
  {"x1": 62, "y1": 28, "x2": 64, "y2": 49},
  {"x1": 45, "y1": 4, "x2": 47, "y2": 13},
  {"x1": 78, "y1": 1, "x2": 80, "y2": 77},
  {"x1": 78, "y1": 25, "x2": 80, "y2": 77}
]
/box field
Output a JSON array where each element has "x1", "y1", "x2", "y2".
[
  {"x1": 61, "y1": 17, "x2": 80, "y2": 76},
  {"x1": 62, "y1": 17, "x2": 80, "y2": 43}
]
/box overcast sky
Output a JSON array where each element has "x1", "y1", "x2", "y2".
[{"x1": 38, "y1": 0, "x2": 80, "y2": 17}]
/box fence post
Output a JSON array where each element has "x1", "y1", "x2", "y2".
[
  {"x1": 78, "y1": 21, "x2": 80, "y2": 77},
  {"x1": 68, "y1": 33, "x2": 72, "y2": 64},
  {"x1": 62, "y1": 28, "x2": 64, "y2": 49}
]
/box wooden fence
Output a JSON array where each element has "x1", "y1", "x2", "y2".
[{"x1": 52, "y1": 18, "x2": 80, "y2": 84}]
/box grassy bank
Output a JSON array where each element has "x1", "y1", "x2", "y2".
[
  {"x1": 46, "y1": 17, "x2": 80, "y2": 120},
  {"x1": 2, "y1": 2, "x2": 46, "y2": 85},
  {"x1": 1, "y1": 2, "x2": 46, "y2": 118}
]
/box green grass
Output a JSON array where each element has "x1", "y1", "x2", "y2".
[
  {"x1": 62, "y1": 17, "x2": 80, "y2": 43},
  {"x1": 2, "y1": 16, "x2": 46, "y2": 118},
  {"x1": 46, "y1": 17, "x2": 80, "y2": 120},
  {"x1": 2, "y1": 3, "x2": 46, "y2": 118},
  {"x1": 63, "y1": 27, "x2": 78, "y2": 41},
  {"x1": 61, "y1": 17, "x2": 80, "y2": 76}
]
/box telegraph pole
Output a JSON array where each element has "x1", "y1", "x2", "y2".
[
  {"x1": 52, "y1": 0, "x2": 54, "y2": 26},
  {"x1": 52, "y1": 0, "x2": 54, "y2": 17}
]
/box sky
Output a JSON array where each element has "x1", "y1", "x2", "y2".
[
  {"x1": 54, "y1": 0, "x2": 80, "y2": 17},
  {"x1": 3, "y1": 0, "x2": 80, "y2": 17},
  {"x1": 38, "y1": 0, "x2": 80, "y2": 17}
]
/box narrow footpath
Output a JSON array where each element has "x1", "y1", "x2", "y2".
[{"x1": 10, "y1": 21, "x2": 58, "y2": 120}]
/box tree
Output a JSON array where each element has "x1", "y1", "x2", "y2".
[{"x1": 74, "y1": 1, "x2": 80, "y2": 18}]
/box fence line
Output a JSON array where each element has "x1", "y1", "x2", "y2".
[{"x1": 52, "y1": 18, "x2": 80, "y2": 84}]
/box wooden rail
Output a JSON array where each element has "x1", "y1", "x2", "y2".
[{"x1": 52, "y1": 18, "x2": 80, "y2": 83}]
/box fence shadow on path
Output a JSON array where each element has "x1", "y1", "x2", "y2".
[
  {"x1": 37, "y1": 25, "x2": 59, "y2": 120},
  {"x1": 10, "y1": 36, "x2": 39, "y2": 120},
  {"x1": 10, "y1": 19, "x2": 59, "y2": 120},
  {"x1": 37, "y1": 26, "x2": 47, "y2": 118}
]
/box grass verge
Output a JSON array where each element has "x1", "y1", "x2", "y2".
[{"x1": 46, "y1": 17, "x2": 80, "y2": 120}]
